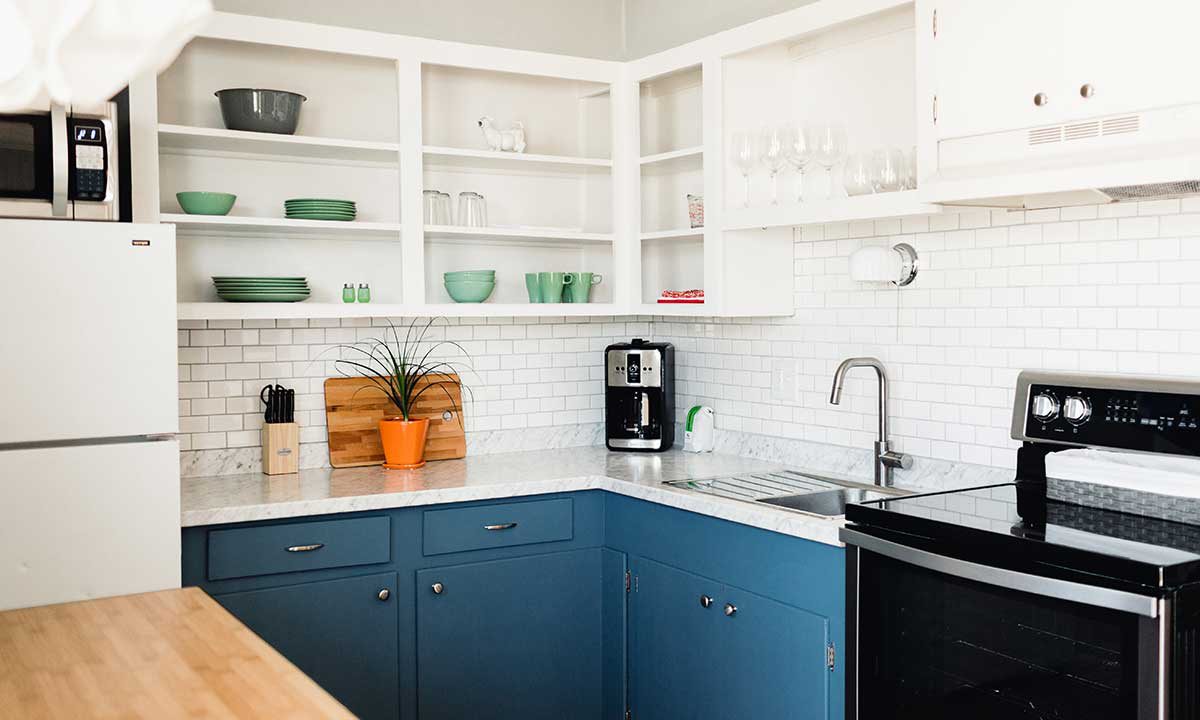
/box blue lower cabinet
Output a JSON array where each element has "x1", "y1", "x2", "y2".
[
  {"x1": 415, "y1": 548, "x2": 620, "y2": 720},
  {"x1": 215, "y1": 572, "x2": 400, "y2": 719},
  {"x1": 628, "y1": 558, "x2": 723, "y2": 718},
  {"x1": 629, "y1": 557, "x2": 834, "y2": 719}
]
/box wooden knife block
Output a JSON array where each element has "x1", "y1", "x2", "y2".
[{"x1": 262, "y1": 422, "x2": 299, "y2": 475}]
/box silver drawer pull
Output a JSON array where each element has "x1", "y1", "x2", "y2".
[
  {"x1": 285, "y1": 543, "x2": 325, "y2": 553},
  {"x1": 483, "y1": 522, "x2": 518, "y2": 531}
]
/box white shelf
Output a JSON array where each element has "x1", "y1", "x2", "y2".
[
  {"x1": 158, "y1": 124, "x2": 400, "y2": 163},
  {"x1": 425, "y1": 225, "x2": 612, "y2": 244},
  {"x1": 641, "y1": 228, "x2": 704, "y2": 241},
  {"x1": 639, "y1": 146, "x2": 703, "y2": 174},
  {"x1": 634, "y1": 303, "x2": 712, "y2": 316},
  {"x1": 722, "y1": 190, "x2": 938, "y2": 230},
  {"x1": 178, "y1": 302, "x2": 622, "y2": 320},
  {"x1": 162, "y1": 213, "x2": 402, "y2": 238},
  {"x1": 423, "y1": 146, "x2": 612, "y2": 173}
]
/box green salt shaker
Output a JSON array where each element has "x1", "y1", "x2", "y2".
[
  {"x1": 357, "y1": 283, "x2": 371, "y2": 303},
  {"x1": 342, "y1": 284, "x2": 355, "y2": 303}
]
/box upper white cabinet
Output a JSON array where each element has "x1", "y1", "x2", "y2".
[{"x1": 919, "y1": 0, "x2": 1200, "y2": 207}]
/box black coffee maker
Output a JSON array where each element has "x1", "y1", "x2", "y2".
[{"x1": 605, "y1": 339, "x2": 674, "y2": 452}]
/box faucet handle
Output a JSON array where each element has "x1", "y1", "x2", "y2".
[{"x1": 880, "y1": 450, "x2": 912, "y2": 471}]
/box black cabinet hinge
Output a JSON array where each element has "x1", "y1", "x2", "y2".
[{"x1": 826, "y1": 642, "x2": 836, "y2": 671}]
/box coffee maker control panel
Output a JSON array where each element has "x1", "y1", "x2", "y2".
[{"x1": 609, "y1": 349, "x2": 662, "y2": 388}]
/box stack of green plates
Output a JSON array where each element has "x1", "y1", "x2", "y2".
[
  {"x1": 213, "y1": 276, "x2": 311, "y2": 303},
  {"x1": 284, "y1": 198, "x2": 356, "y2": 222}
]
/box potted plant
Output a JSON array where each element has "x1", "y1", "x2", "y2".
[{"x1": 335, "y1": 318, "x2": 472, "y2": 469}]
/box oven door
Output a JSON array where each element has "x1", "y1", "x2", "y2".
[
  {"x1": 844, "y1": 528, "x2": 1166, "y2": 720},
  {"x1": 0, "y1": 106, "x2": 67, "y2": 218}
]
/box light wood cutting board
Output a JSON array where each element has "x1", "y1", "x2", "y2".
[{"x1": 324, "y1": 374, "x2": 466, "y2": 468}]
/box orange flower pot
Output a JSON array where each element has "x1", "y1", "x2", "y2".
[{"x1": 379, "y1": 417, "x2": 429, "y2": 469}]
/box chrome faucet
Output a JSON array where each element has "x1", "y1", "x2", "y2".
[{"x1": 829, "y1": 357, "x2": 911, "y2": 487}]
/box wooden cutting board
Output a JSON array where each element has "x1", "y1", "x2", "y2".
[{"x1": 324, "y1": 374, "x2": 466, "y2": 468}]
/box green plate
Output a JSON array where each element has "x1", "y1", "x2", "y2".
[
  {"x1": 286, "y1": 198, "x2": 354, "y2": 204},
  {"x1": 218, "y1": 292, "x2": 310, "y2": 302},
  {"x1": 286, "y1": 215, "x2": 356, "y2": 221},
  {"x1": 285, "y1": 210, "x2": 356, "y2": 216},
  {"x1": 212, "y1": 276, "x2": 305, "y2": 281},
  {"x1": 285, "y1": 200, "x2": 356, "y2": 207},
  {"x1": 215, "y1": 285, "x2": 309, "y2": 291}
]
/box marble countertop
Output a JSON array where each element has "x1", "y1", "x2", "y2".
[{"x1": 181, "y1": 447, "x2": 877, "y2": 546}]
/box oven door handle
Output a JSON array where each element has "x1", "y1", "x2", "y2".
[
  {"x1": 841, "y1": 528, "x2": 1160, "y2": 618},
  {"x1": 50, "y1": 103, "x2": 69, "y2": 217}
]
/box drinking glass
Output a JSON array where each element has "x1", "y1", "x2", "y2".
[
  {"x1": 423, "y1": 190, "x2": 442, "y2": 225},
  {"x1": 759, "y1": 126, "x2": 788, "y2": 205},
  {"x1": 782, "y1": 123, "x2": 811, "y2": 204},
  {"x1": 436, "y1": 192, "x2": 452, "y2": 224},
  {"x1": 729, "y1": 130, "x2": 759, "y2": 207},
  {"x1": 842, "y1": 152, "x2": 873, "y2": 197},
  {"x1": 901, "y1": 146, "x2": 918, "y2": 190},
  {"x1": 807, "y1": 123, "x2": 847, "y2": 200},
  {"x1": 457, "y1": 192, "x2": 487, "y2": 227},
  {"x1": 871, "y1": 148, "x2": 904, "y2": 193}
]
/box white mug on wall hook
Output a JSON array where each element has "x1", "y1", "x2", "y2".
[{"x1": 478, "y1": 116, "x2": 526, "y2": 153}]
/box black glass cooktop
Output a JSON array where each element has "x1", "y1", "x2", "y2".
[{"x1": 847, "y1": 483, "x2": 1200, "y2": 592}]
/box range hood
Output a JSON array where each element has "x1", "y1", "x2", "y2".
[{"x1": 923, "y1": 103, "x2": 1200, "y2": 209}]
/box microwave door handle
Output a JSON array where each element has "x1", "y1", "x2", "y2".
[{"x1": 50, "y1": 104, "x2": 69, "y2": 217}]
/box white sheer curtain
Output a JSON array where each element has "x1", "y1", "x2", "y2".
[{"x1": 0, "y1": 0, "x2": 211, "y2": 110}]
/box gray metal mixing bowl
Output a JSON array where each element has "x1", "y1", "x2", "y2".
[{"x1": 215, "y1": 88, "x2": 307, "y2": 134}]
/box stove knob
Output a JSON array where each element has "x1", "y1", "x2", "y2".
[
  {"x1": 1063, "y1": 396, "x2": 1092, "y2": 426},
  {"x1": 1031, "y1": 393, "x2": 1059, "y2": 422}
]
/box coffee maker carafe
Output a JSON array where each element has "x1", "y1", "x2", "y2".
[{"x1": 605, "y1": 339, "x2": 674, "y2": 452}]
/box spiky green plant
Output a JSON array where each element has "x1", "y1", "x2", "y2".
[{"x1": 334, "y1": 318, "x2": 472, "y2": 421}]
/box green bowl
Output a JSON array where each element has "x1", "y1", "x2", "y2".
[
  {"x1": 177, "y1": 191, "x2": 237, "y2": 215},
  {"x1": 444, "y1": 271, "x2": 495, "y2": 280},
  {"x1": 444, "y1": 279, "x2": 495, "y2": 303}
]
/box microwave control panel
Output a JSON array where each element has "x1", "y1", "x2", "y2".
[{"x1": 67, "y1": 118, "x2": 108, "y2": 201}]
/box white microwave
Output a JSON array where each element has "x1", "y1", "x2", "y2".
[{"x1": 0, "y1": 100, "x2": 121, "y2": 221}]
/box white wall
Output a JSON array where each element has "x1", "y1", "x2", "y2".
[
  {"x1": 622, "y1": 0, "x2": 819, "y2": 58},
  {"x1": 656, "y1": 198, "x2": 1200, "y2": 473},
  {"x1": 213, "y1": 0, "x2": 625, "y2": 59}
]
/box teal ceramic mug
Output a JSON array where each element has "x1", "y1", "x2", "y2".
[
  {"x1": 525, "y1": 273, "x2": 542, "y2": 302},
  {"x1": 538, "y1": 271, "x2": 572, "y2": 303},
  {"x1": 564, "y1": 272, "x2": 603, "y2": 303}
]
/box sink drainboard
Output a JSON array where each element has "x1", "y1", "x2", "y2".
[{"x1": 663, "y1": 470, "x2": 846, "y2": 502}]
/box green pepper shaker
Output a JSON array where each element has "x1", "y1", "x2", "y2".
[
  {"x1": 342, "y1": 284, "x2": 355, "y2": 303},
  {"x1": 357, "y1": 283, "x2": 371, "y2": 303}
]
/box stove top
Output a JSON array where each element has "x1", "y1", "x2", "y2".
[{"x1": 847, "y1": 483, "x2": 1200, "y2": 592}]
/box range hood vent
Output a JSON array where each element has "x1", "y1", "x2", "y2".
[{"x1": 1100, "y1": 180, "x2": 1200, "y2": 201}]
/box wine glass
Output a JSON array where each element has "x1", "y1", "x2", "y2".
[
  {"x1": 806, "y1": 123, "x2": 847, "y2": 200},
  {"x1": 782, "y1": 123, "x2": 811, "y2": 204},
  {"x1": 759, "y1": 127, "x2": 788, "y2": 205},
  {"x1": 730, "y1": 130, "x2": 759, "y2": 208}
]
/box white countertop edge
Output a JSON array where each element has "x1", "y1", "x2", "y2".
[{"x1": 181, "y1": 473, "x2": 846, "y2": 547}]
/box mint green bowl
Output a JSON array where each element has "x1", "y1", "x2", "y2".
[
  {"x1": 444, "y1": 270, "x2": 495, "y2": 279},
  {"x1": 177, "y1": 191, "x2": 237, "y2": 216},
  {"x1": 445, "y1": 279, "x2": 495, "y2": 303}
]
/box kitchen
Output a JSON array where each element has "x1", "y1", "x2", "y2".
[{"x1": 2, "y1": 0, "x2": 1200, "y2": 718}]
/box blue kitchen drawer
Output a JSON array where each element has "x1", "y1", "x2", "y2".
[
  {"x1": 422, "y1": 497, "x2": 574, "y2": 556},
  {"x1": 207, "y1": 516, "x2": 391, "y2": 580}
]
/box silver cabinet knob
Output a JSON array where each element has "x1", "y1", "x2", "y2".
[
  {"x1": 377, "y1": 588, "x2": 390, "y2": 602},
  {"x1": 724, "y1": 603, "x2": 737, "y2": 617},
  {"x1": 1033, "y1": 92, "x2": 1049, "y2": 107},
  {"x1": 1080, "y1": 83, "x2": 1095, "y2": 98},
  {"x1": 700, "y1": 595, "x2": 714, "y2": 608},
  {"x1": 431, "y1": 582, "x2": 444, "y2": 595}
]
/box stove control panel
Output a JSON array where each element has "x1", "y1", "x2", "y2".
[{"x1": 1013, "y1": 371, "x2": 1200, "y2": 456}]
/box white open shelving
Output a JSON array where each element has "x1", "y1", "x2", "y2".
[
  {"x1": 140, "y1": 1, "x2": 940, "y2": 321},
  {"x1": 162, "y1": 213, "x2": 403, "y2": 238},
  {"x1": 158, "y1": 124, "x2": 401, "y2": 162}
]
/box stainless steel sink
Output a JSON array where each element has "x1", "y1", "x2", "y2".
[{"x1": 663, "y1": 469, "x2": 905, "y2": 517}]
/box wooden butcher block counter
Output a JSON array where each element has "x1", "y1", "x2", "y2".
[{"x1": 0, "y1": 587, "x2": 353, "y2": 719}]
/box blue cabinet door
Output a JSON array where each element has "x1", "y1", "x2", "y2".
[
  {"x1": 719, "y1": 583, "x2": 831, "y2": 719},
  {"x1": 416, "y1": 548, "x2": 614, "y2": 720},
  {"x1": 216, "y1": 571, "x2": 399, "y2": 719},
  {"x1": 628, "y1": 557, "x2": 722, "y2": 719}
]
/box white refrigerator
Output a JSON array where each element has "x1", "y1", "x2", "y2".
[{"x1": 0, "y1": 220, "x2": 180, "y2": 610}]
